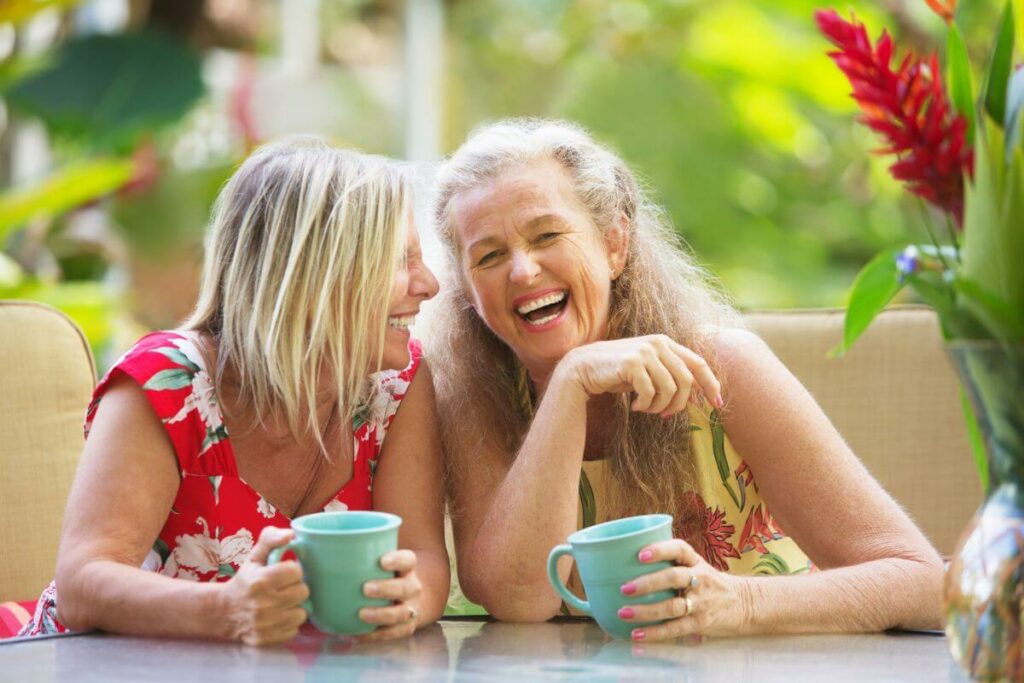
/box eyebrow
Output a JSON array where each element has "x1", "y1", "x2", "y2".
[{"x1": 464, "y1": 213, "x2": 567, "y2": 252}]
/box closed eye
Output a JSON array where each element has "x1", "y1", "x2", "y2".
[
  {"x1": 536, "y1": 232, "x2": 560, "y2": 243},
  {"x1": 477, "y1": 250, "x2": 503, "y2": 266}
]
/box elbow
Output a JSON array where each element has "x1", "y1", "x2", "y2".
[{"x1": 461, "y1": 572, "x2": 561, "y2": 623}]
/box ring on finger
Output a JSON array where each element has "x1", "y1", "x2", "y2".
[
  {"x1": 684, "y1": 596, "x2": 694, "y2": 617},
  {"x1": 688, "y1": 575, "x2": 700, "y2": 590},
  {"x1": 407, "y1": 604, "x2": 418, "y2": 623}
]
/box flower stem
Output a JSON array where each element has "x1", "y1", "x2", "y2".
[{"x1": 917, "y1": 199, "x2": 953, "y2": 271}]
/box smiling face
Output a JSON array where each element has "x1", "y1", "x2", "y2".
[
  {"x1": 381, "y1": 220, "x2": 439, "y2": 370},
  {"x1": 449, "y1": 160, "x2": 628, "y2": 380}
]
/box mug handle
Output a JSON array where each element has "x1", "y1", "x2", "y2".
[
  {"x1": 547, "y1": 544, "x2": 590, "y2": 615},
  {"x1": 267, "y1": 539, "x2": 313, "y2": 615}
]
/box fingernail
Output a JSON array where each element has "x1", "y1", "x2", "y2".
[
  {"x1": 638, "y1": 550, "x2": 654, "y2": 562},
  {"x1": 364, "y1": 583, "x2": 378, "y2": 596},
  {"x1": 621, "y1": 582, "x2": 637, "y2": 595},
  {"x1": 618, "y1": 607, "x2": 635, "y2": 619},
  {"x1": 715, "y1": 395, "x2": 725, "y2": 409},
  {"x1": 632, "y1": 629, "x2": 646, "y2": 641}
]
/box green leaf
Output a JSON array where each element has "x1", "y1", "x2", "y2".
[
  {"x1": 6, "y1": 31, "x2": 204, "y2": 152},
  {"x1": 709, "y1": 409, "x2": 741, "y2": 508},
  {"x1": 579, "y1": 469, "x2": 597, "y2": 530},
  {"x1": 143, "y1": 368, "x2": 193, "y2": 391},
  {"x1": 0, "y1": 0, "x2": 85, "y2": 25},
  {"x1": 946, "y1": 25, "x2": 975, "y2": 143},
  {"x1": 832, "y1": 248, "x2": 904, "y2": 356},
  {"x1": 955, "y1": 276, "x2": 1024, "y2": 342},
  {"x1": 1005, "y1": 67, "x2": 1024, "y2": 163},
  {"x1": 753, "y1": 552, "x2": 791, "y2": 576},
  {"x1": 984, "y1": 1, "x2": 1016, "y2": 124},
  {"x1": 0, "y1": 158, "x2": 135, "y2": 241},
  {"x1": 152, "y1": 347, "x2": 201, "y2": 373},
  {"x1": 959, "y1": 388, "x2": 990, "y2": 495}
]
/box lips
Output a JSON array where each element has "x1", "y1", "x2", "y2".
[{"x1": 514, "y1": 289, "x2": 569, "y2": 327}]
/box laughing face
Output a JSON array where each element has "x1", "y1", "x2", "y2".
[
  {"x1": 381, "y1": 220, "x2": 439, "y2": 370},
  {"x1": 449, "y1": 160, "x2": 627, "y2": 380}
]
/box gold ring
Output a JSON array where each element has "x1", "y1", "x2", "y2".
[
  {"x1": 684, "y1": 596, "x2": 694, "y2": 617},
  {"x1": 408, "y1": 604, "x2": 418, "y2": 622}
]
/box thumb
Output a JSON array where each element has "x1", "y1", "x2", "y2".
[{"x1": 247, "y1": 526, "x2": 294, "y2": 565}]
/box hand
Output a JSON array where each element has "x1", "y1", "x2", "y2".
[
  {"x1": 357, "y1": 549, "x2": 423, "y2": 642},
  {"x1": 218, "y1": 526, "x2": 310, "y2": 646},
  {"x1": 617, "y1": 538, "x2": 751, "y2": 641},
  {"x1": 558, "y1": 335, "x2": 723, "y2": 417}
]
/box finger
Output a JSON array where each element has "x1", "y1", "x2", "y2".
[
  {"x1": 628, "y1": 364, "x2": 656, "y2": 412},
  {"x1": 248, "y1": 526, "x2": 294, "y2": 565},
  {"x1": 364, "y1": 575, "x2": 421, "y2": 601},
  {"x1": 243, "y1": 622, "x2": 303, "y2": 647},
  {"x1": 359, "y1": 602, "x2": 417, "y2": 626},
  {"x1": 671, "y1": 345, "x2": 723, "y2": 410},
  {"x1": 631, "y1": 617, "x2": 696, "y2": 642},
  {"x1": 639, "y1": 538, "x2": 703, "y2": 567},
  {"x1": 657, "y1": 349, "x2": 693, "y2": 417},
  {"x1": 621, "y1": 566, "x2": 695, "y2": 598},
  {"x1": 261, "y1": 560, "x2": 305, "y2": 589},
  {"x1": 619, "y1": 595, "x2": 692, "y2": 623},
  {"x1": 379, "y1": 549, "x2": 417, "y2": 574},
  {"x1": 642, "y1": 353, "x2": 677, "y2": 415},
  {"x1": 272, "y1": 581, "x2": 310, "y2": 608}
]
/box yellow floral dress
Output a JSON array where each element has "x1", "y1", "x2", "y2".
[{"x1": 564, "y1": 403, "x2": 811, "y2": 605}]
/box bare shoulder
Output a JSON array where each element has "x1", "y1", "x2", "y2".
[{"x1": 707, "y1": 326, "x2": 777, "y2": 376}]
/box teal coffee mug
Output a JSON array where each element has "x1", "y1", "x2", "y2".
[
  {"x1": 547, "y1": 514, "x2": 675, "y2": 640},
  {"x1": 268, "y1": 510, "x2": 402, "y2": 636}
]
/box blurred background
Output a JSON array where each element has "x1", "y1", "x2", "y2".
[{"x1": 0, "y1": 0, "x2": 999, "y2": 370}]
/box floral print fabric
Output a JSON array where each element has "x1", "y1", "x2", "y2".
[
  {"x1": 566, "y1": 403, "x2": 812, "y2": 608},
  {"x1": 19, "y1": 330, "x2": 421, "y2": 637}
]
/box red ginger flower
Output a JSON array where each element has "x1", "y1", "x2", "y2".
[
  {"x1": 925, "y1": 0, "x2": 956, "y2": 24},
  {"x1": 815, "y1": 9, "x2": 973, "y2": 225}
]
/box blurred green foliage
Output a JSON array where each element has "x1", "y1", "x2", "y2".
[{"x1": 443, "y1": 0, "x2": 989, "y2": 308}]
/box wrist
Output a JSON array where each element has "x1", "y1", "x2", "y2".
[
  {"x1": 203, "y1": 582, "x2": 238, "y2": 640},
  {"x1": 550, "y1": 353, "x2": 589, "y2": 404}
]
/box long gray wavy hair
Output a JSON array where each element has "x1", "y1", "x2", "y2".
[{"x1": 426, "y1": 118, "x2": 739, "y2": 528}]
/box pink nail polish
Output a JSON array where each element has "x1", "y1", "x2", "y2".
[
  {"x1": 632, "y1": 629, "x2": 646, "y2": 641},
  {"x1": 621, "y1": 582, "x2": 637, "y2": 596},
  {"x1": 638, "y1": 550, "x2": 654, "y2": 562},
  {"x1": 618, "y1": 607, "x2": 635, "y2": 619}
]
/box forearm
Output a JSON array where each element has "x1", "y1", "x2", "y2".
[
  {"x1": 413, "y1": 550, "x2": 451, "y2": 626},
  {"x1": 740, "y1": 556, "x2": 944, "y2": 634},
  {"x1": 57, "y1": 559, "x2": 227, "y2": 638},
  {"x1": 466, "y1": 373, "x2": 589, "y2": 619}
]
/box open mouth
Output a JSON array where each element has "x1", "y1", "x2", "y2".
[
  {"x1": 515, "y1": 290, "x2": 569, "y2": 327},
  {"x1": 388, "y1": 314, "x2": 416, "y2": 331}
]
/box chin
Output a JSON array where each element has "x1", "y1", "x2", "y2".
[{"x1": 380, "y1": 336, "x2": 411, "y2": 370}]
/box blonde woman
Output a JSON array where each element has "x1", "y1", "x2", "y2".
[
  {"x1": 18, "y1": 137, "x2": 448, "y2": 645},
  {"x1": 428, "y1": 119, "x2": 944, "y2": 639}
]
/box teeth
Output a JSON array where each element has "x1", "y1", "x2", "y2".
[
  {"x1": 524, "y1": 311, "x2": 560, "y2": 327},
  {"x1": 516, "y1": 291, "x2": 566, "y2": 315},
  {"x1": 388, "y1": 315, "x2": 415, "y2": 330}
]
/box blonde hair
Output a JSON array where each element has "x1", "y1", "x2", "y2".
[
  {"x1": 184, "y1": 135, "x2": 409, "y2": 453},
  {"x1": 428, "y1": 118, "x2": 739, "y2": 528}
]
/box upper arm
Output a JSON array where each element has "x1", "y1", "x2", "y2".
[
  {"x1": 713, "y1": 328, "x2": 940, "y2": 569},
  {"x1": 373, "y1": 361, "x2": 448, "y2": 569},
  {"x1": 56, "y1": 376, "x2": 180, "y2": 585}
]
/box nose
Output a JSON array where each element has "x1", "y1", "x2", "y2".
[
  {"x1": 509, "y1": 249, "x2": 541, "y2": 285},
  {"x1": 411, "y1": 262, "x2": 440, "y2": 301}
]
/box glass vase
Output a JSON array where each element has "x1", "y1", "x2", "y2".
[{"x1": 944, "y1": 341, "x2": 1024, "y2": 681}]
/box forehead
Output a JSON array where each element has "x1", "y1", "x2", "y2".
[{"x1": 448, "y1": 161, "x2": 583, "y2": 244}]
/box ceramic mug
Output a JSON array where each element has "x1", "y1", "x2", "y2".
[
  {"x1": 268, "y1": 510, "x2": 402, "y2": 636},
  {"x1": 547, "y1": 514, "x2": 675, "y2": 639}
]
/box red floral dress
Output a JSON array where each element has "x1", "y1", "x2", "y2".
[{"x1": 19, "y1": 330, "x2": 421, "y2": 637}]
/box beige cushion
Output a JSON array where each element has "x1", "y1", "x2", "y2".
[
  {"x1": 0, "y1": 301, "x2": 95, "y2": 601},
  {"x1": 744, "y1": 306, "x2": 981, "y2": 557}
]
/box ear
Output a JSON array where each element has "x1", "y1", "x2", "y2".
[{"x1": 604, "y1": 212, "x2": 630, "y2": 280}]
